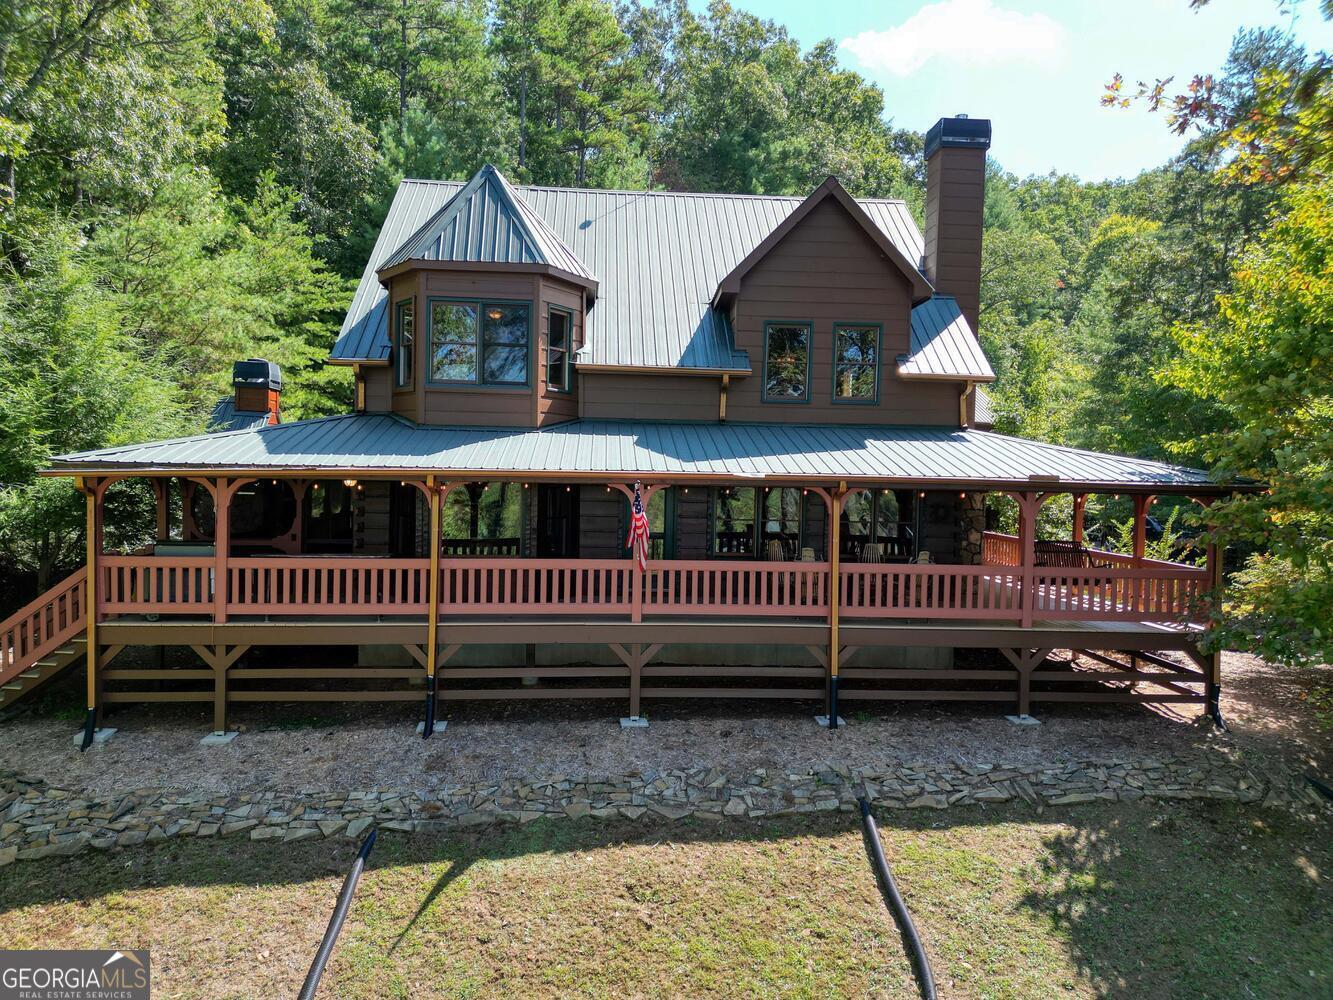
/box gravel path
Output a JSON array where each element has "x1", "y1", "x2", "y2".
[{"x1": 0, "y1": 652, "x2": 1324, "y2": 796}]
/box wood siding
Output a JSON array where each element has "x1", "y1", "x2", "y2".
[
  {"x1": 536, "y1": 276, "x2": 583, "y2": 426},
  {"x1": 579, "y1": 372, "x2": 721, "y2": 421},
  {"x1": 729, "y1": 197, "x2": 959, "y2": 425},
  {"x1": 361, "y1": 365, "x2": 392, "y2": 413}
]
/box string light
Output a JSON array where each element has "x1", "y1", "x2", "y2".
[{"x1": 343, "y1": 479, "x2": 357, "y2": 488}]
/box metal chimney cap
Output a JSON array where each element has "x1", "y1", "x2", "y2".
[
  {"x1": 925, "y1": 116, "x2": 992, "y2": 158},
  {"x1": 232, "y1": 358, "x2": 283, "y2": 391}
]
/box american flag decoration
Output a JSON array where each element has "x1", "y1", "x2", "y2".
[{"x1": 626, "y1": 481, "x2": 650, "y2": 571}]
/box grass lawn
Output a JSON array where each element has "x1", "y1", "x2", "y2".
[{"x1": 2, "y1": 801, "x2": 1329, "y2": 999}]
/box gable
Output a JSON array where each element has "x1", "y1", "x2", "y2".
[{"x1": 712, "y1": 178, "x2": 933, "y2": 307}]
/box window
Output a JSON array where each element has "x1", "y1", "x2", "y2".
[
  {"x1": 763, "y1": 322, "x2": 811, "y2": 402},
  {"x1": 834, "y1": 324, "x2": 880, "y2": 402},
  {"x1": 547, "y1": 308, "x2": 571, "y2": 392},
  {"x1": 394, "y1": 300, "x2": 414, "y2": 388},
  {"x1": 841, "y1": 489, "x2": 918, "y2": 561},
  {"x1": 443, "y1": 483, "x2": 525, "y2": 556},
  {"x1": 429, "y1": 300, "x2": 530, "y2": 385},
  {"x1": 713, "y1": 487, "x2": 803, "y2": 559}
]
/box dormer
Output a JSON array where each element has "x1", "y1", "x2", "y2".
[{"x1": 374, "y1": 165, "x2": 596, "y2": 427}]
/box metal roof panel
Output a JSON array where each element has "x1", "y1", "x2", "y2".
[{"x1": 50, "y1": 415, "x2": 1220, "y2": 489}]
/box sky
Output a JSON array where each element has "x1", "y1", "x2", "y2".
[{"x1": 688, "y1": 0, "x2": 1333, "y2": 180}]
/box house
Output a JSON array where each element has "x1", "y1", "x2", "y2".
[{"x1": 5, "y1": 116, "x2": 1235, "y2": 745}]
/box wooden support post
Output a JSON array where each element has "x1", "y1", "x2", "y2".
[
  {"x1": 213, "y1": 478, "x2": 231, "y2": 623},
  {"x1": 629, "y1": 643, "x2": 642, "y2": 718},
  {"x1": 80, "y1": 478, "x2": 103, "y2": 748},
  {"x1": 826, "y1": 483, "x2": 845, "y2": 728},
  {"x1": 153, "y1": 478, "x2": 169, "y2": 541},
  {"x1": 1131, "y1": 494, "x2": 1151, "y2": 567},
  {"x1": 1000, "y1": 648, "x2": 1052, "y2": 718},
  {"x1": 1204, "y1": 522, "x2": 1225, "y2": 725},
  {"x1": 424, "y1": 475, "x2": 441, "y2": 738},
  {"x1": 1016, "y1": 492, "x2": 1039, "y2": 628},
  {"x1": 1072, "y1": 493, "x2": 1087, "y2": 547}
]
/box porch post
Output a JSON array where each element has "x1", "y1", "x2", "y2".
[
  {"x1": 1017, "y1": 492, "x2": 1038, "y2": 628},
  {"x1": 78, "y1": 477, "x2": 105, "y2": 750},
  {"x1": 1200, "y1": 496, "x2": 1225, "y2": 725},
  {"x1": 826, "y1": 483, "x2": 845, "y2": 728},
  {"x1": 213, "y1": 478, "x2": 231, "y2": 623},
  {"x1": 1131, "y1": 494, "x2": 1152, "y2": 567},
  {"x1": 153, "y1": 478, "x2": 169, "y2": 541},
  {"x1": 424, "y1": 474, "x2": 441, "y2": 738},
  {"x1": 1071, "y1": 493, "x2": 1087, "y2": 547}
]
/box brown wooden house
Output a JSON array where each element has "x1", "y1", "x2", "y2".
[{"x1": 8, "y1": 117, "x2": 1238, "y2": 742}]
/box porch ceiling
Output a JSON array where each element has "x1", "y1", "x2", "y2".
[{"x1": 45, "y1": 414, "x2": 1235, "y2": 493}]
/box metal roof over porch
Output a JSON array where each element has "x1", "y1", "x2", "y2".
[{"x1": 47, "y1": 414, "x2": 1225, "y2": 492}]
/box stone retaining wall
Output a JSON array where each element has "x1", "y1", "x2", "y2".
[{"x1": 2, "y1": 757, "x2": 1326, "y2": 866}]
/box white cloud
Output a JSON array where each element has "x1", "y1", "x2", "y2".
[{"x1": 841, "y1": 0, "x2": 1068, "y2": 77}]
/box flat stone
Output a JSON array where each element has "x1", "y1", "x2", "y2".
[
  {"x1": 814, "y1": 715, "x2": 847, "y2": 728},
  {"x1": 221, "y1": 820, "x2": 258, "y2": 836},
  {"x1": 346, "y1": 817, "x2": 373, "y2": 839},
  {"x1": 71, "y1": 728, "x2": 118, "y2": 747},
  {"x1": 200, "y1": 731, "x2": 239, "y2": 746},
  {"x1": 318, "y1": 820, "x2": 347, "y2": 837},
  {"x1": 284, "y1": 827, "x2": 320, "y2": 842},
  {"x1": 250, "y1": 825, "x2": 284, "y2": 840},
  {"x1": 0, "y1": 846, "x2": 18, "y2": 867},
  {"x1": 415, "y1": 721, "x2": 448, "y2": 735},
  {"x1": 1005, "y1": 714, "x2": 1042, "y2": 726},
  {"x1": 619, "y1": 717, "x2": 649, "y2": 729}
]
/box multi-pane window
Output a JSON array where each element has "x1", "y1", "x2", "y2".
[
  {"x1": 429, "y1": 300, "x2": 530, "y2": 385},
  {"x1": 841, "y1": 489, "x2": 918, "y2": 561},
  {"x1": 763, "y1": 322, "x2": 811, "y2": 402},
  {"x1": 547, "y1": 308, "x2": 571, "y2": 392},
  {"x1": 714, "y1": 487, "x2": 803, "y2": 558},
  {"x1": 443, "y1": 483, "x2": 525, "y2": 556},
  {"x1": 834, "y1": 324, "x2": 879, "y2": 402},
  {"x1": 394, "y1": 300, "x2": 414, "y2": 387}
]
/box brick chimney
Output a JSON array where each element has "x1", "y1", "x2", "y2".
[
  {"x1": 924, "y1": 115, "x2": 991, "y2": 334},
  {"x1": 232, "y1": 358, "x2": 282, "y2": 425}
]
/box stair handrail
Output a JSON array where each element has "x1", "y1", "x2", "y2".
[{"x1": 0, "y1": 568, "x2": 87, "y2": 687}]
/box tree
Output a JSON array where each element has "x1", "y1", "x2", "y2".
[
  {"x1": 1161, "y1": 180, "x2": 1332, "y2": 664},
  {"x1": 0, "y1": 216, "x2": 191, "y2": 587}
]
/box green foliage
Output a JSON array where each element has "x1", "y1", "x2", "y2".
[
  {"x1": 1161, "y1": 179, "x2": 1333, "y2": 664},
  {"x1": 0, "y1": 216, "x2": 192, "y2": 583}
]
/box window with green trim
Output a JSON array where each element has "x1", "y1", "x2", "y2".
[
  {"x1": 834, "y1": 324, "x2": 879, "y2": 401},
  {"x1": 763, "y1": 323, "x2": 810, "y2": 401},
  {"x1": 713, "y1": 487, "x2": 804, "y2": 558},
  {"x1": 840, "y1": 489, "x2": 918, "y2": 561},
  {"x1": 546, "y1": 308, "x2": 572, "y2": 392},
  {"x1": 429, "y1": 300, "x2": 530, "y2": 385},
  {"x1": 393, "y1": 300, "x2": 414, "y2": 388}
]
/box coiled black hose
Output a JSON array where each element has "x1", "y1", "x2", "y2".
[
  {"x1": 858, "y1": 798, "x2": 937, "y2": 1000},
  {"x1": 298, "y1": 829, "x2": 377, "y2": 1000}
]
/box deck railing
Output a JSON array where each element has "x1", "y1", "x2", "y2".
[
  {"x1": 90, "y1": 554, "x2": 1209, "y2": 625},
  {"x1": 0, "y1": 568, "x2": 87, "y2": 687},
  {"x1": 644, "y1": 560, "x2": 830, "y2": 616}
]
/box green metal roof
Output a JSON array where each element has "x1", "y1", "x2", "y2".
[
  {"x1": 48, "y1": 414, "x2": 1224, "y2": 492},
  {"x1": 334, "y1": 174, "x2": 931, "y2": 373}
]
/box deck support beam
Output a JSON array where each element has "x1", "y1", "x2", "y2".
[
  {"x1": 1000, "y1": 647, "x2": 1054, "y2": 717},
  {"x1": 424, "y1": 475, "x2": 441, "y2": 738},
  {"x1": 610, "y1": 642, "x2": 662, "y2": 719},
  {"x1": 78, "y1": 477, "x2": 109, "y2": 750},
  {"x1": 826, "y1": 483, "x2": 846, "y2": 728}
]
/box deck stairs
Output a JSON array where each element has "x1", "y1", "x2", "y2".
[
  {"x1": 0, "y1": 635, "x2": 86, "y2": 710},
  {"x1": 0, "y1": 569, "x2": 88, "y2": 713}
]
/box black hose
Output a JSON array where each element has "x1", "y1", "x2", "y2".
[
  {"x1": 80, "y1": 707, "x2": 96, "y2": 752},
  {"x1": 298, "y1": 829, "x2": 377, "y2": 1000},
  {"x1": 422, "y1": 673, "x2": 436, "y2": 740},
  {"x1": 858, "y1": 798, "x2": 937, "y2": 1000},
  {"x1": 1308, "y1": 774, "x2": 1333, "y2": 803}
]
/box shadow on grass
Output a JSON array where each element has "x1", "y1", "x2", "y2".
[{"x1": 1, "y1": 801, "x2": 1329, "y2": 998}]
